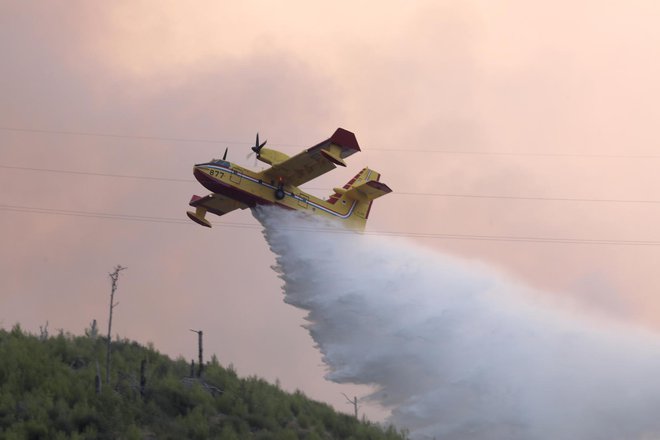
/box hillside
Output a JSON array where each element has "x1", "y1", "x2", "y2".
[{"x1": 0, "y1": 325, "x2": 406, "y2": 439}]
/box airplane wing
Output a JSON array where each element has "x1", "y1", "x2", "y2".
[
  {"x1": 262, "y1": 128, "x2": 361, "y2": 187},
  {"x1": 187, "y1": 194, "x2": 247, "y2": 227}
]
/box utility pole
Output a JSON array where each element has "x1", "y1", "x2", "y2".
[
  {"x1": 190, "y1": 329, "x2": 204, "y2": 378},
  {"x1": 341, "y1": 393, "x2": 359, "y2": 419},
  {"x1": 106, "y1": 265, "x2": 126, "y2": 385}
]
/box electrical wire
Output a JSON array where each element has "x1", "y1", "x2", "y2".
[
  {"x1": 0, "y1": 164, "x2": 192, "y2": 183},
  {"x1": 2, "y1": 126, "x2": 659, "y2": 158},
  {"x1": 3, "y1": 164, "x2": 660, "y2": 205},
  {"x1": 2, "y1": 203, "x2": 660, "y2": 246},
  {"x1": 4, "y1": 128, "x2": 660, "y2": 245},
  {"x1": 0, "y1": 126, "x2": 240, "y2": 146}
]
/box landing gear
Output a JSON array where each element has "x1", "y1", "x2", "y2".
[{"x1": 275, "y1": 187, "x2": 285, "y2": 200}]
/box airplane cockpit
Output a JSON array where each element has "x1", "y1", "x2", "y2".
[
  {"x1": 194, "y1": 158, "x2": 230, "y2": 168},
  {"x1": 210, "y1": 158, "x2": 230, "y2": 166}
]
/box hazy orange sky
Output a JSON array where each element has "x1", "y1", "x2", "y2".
[{"x1": 2, "y1": 0, "x2": 660, "y2": 420}]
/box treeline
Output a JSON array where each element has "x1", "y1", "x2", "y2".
[{"x1": 0, "y1": 325, "x2": 406, "y2": 439}]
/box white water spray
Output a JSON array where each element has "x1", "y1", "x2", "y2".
[{"x1": 255, "y1": 207, "x2": 660, "y2": 439}]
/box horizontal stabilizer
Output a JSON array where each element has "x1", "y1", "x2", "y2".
[{"x1": 342, "y1": 180, "x2": 392, "y2": 202}]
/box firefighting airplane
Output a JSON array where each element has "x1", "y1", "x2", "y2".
[{"x1": 186, "y1": 128, "x2": 392, "y2": 230}]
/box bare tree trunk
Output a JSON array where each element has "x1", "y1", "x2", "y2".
[
  {"x1": 342, "y1": 393, "x2": 359, "y2": 419},
  {"x1": 106, "y1": 265, "x2": 126, "y2": 385}
]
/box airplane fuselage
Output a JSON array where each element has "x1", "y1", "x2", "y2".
[{"x1": 193, "y1": 160, "x2": 369, "y2": 223}]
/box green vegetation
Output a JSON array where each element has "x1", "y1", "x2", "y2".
[{"x1": 0, "y1": 325, "x2": 406, "y2": 439}]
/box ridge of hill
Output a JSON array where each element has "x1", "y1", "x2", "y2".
[{"x1": 0, "y1": 325, "x2": 407, "y2": 439}]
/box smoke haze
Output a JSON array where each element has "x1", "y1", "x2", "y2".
[
  {"x1": 4, "y1": 0, "x2": 660, "y2": 426},
  {"x1": 256, "y1": 207, "x2": 660, "y2": 439}
]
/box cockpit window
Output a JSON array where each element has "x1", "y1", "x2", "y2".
[{"x1": 210, "y1": 159, "x2": 230, "y2": 167}]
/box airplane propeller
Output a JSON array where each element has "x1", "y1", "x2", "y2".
[
  {"x1": 247, "y1": 132, "x2": 266, "y2": 165},
  {"x1": 252, "y1": 133, "x2": 267, "y2": 154},
  {"x1": 212, "y1": 147, "x2": 228, "y2": 163}
]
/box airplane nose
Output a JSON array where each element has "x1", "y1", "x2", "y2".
[
  {"x1": 193, "y1": 166, "x2": 206, "y2": 180},
  {"x1": 193, "y1": 166, "x2": 221, "y2": 192}
]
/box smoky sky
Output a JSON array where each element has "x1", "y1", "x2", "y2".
[{"x1": 3, "y1": 0, "x2": 660, "y2": 422}]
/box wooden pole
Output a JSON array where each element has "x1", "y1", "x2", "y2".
[
  {"x1": 106, "y1": 265, "x2": 126, "y2": 385},
  {"x1": 198, "y1": 330, "x2": 203, "y2": 377},
  {"x1": 190, "y1": 329, "x2": 204, "y2": 377}
]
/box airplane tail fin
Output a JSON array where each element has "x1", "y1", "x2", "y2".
[{"x1": 327, "y1": 167, "x2": 392, "y2": 230}]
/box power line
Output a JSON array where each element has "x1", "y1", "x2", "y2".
[
  {"x1": 2, "y1": 203, "x2": 660, "y2": 246},
  {"x1": 2, "y1": 125, "x2": 659, "y2": 158},
  {"x1": 0, "y1": 204, "x2": 257, "y2": 229},
  {"x1": 0, "y1": 126, "x2": 244, "y2": 146},
  {"x1": 0, "y1": 164, "x2": 192, "y2": 183},
  {"x1": 392, "y1": 191, "x2": 660, "y2": 205},
  {"x1": 3, "y1": 163, "x2": 660, "y2": 205},
  {"x1": 366, "y1": 148, "x2": 660, "y2": 159}
]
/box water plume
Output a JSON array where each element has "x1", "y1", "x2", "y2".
[{"x1": 254, "y1": 206, "x2": 660, "y2": 439}]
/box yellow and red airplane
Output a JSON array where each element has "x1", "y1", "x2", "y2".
[{"x1": 187, "y1": 128, "x2": 391, "y2": 230}]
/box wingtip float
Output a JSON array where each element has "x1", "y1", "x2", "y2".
[{"x1": 186, "y1": 128, "x2": 392, "y2": 231}]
